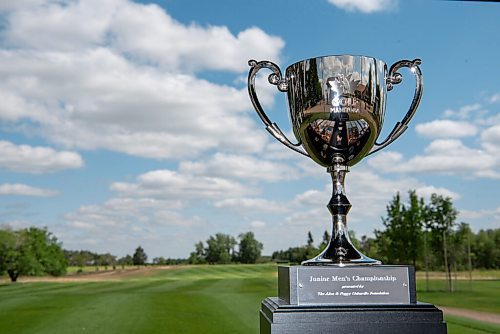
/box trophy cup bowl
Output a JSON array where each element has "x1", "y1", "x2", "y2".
[{"x1": 248, "y1": 55, "x2": 423, "y2": 266}]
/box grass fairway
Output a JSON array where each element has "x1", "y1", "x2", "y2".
[
  {"x1": 0, "y1": 265, "x2": 276, "y2": 334},
  {"x1": 417, "y1": 279, "x2": 500, "y2": 334},
  {"x1": 445, "y1": 315, "x2": 500, "y2": 334},
  {"x1": 417, "y1": 279, "x2": 500, "y2": 314},
  {"x1": 0, "y1": 264, "x2": 499, "y2": 334}
]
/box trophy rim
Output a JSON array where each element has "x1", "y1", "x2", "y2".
[{"x1": 285, "y1": 54, "x2": 387, "y2": 71}]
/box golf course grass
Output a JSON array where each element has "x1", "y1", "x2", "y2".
[{"x1": 0, "y1": 264, "x2": 498, "y2": 334}]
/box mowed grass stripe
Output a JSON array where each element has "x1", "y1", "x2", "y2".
[
  {"x1": 0, "y1": 266, "x2": 277, "y2": 334},
  {"x1": 43, "y1": 279, "x2": 201, "y2": 334},
  {"x1": 140, "y1": 266, "x2": 276, "y2": 333},
  {"x1": 140, "y1": 278, "x2": 255, "y2": 333},
  {"x1": 148, "y1": 264, "x2": 276, "y2": 281},
  {"x1": 0, "y1": 279, "x2": 196, "y2": 334},
  {"x1": 0, "y1": 281, "x2": 80, "y2": 296},
  {"x1": 417, "y1": 280, "x2": 500, "y2": 314},
  {"x1": 198, "y1": 276, "x2": 276, "y2": 331}
]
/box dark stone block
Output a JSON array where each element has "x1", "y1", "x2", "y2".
[{"x1": 260, "y1": 297, "x2": 447, "y2": 334}]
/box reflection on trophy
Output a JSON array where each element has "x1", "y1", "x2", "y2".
[{"x1": 248, "y1": 55, "x2": 423, "y2": 266}]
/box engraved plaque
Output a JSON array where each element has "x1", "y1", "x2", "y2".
[{"x1": 279, "y1": 266, "x2": 415, "y2": 305}]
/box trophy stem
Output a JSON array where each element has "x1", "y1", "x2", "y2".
[{"x1": 302, "y1": 158, "x2": 381, "y2": 266}]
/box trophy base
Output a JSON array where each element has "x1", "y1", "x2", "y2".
[
  {"x1": 260, "y1": 265, "x2": 447, "y2": 333},
  {"x1": 260, "y1": 297, "x2": 447, "y2": 334}
]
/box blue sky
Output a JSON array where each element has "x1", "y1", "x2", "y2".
[{"x1": 0, "y1": 0, "x2": 499, "y2": 258}]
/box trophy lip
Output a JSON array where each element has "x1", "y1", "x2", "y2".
[{"x1": 285, "y1": 54, "x2": 386, "y2": 70}]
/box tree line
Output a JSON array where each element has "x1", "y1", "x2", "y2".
[
  {"x1": 367, "y1": 191, "x2": 499, "y2": 291},
  {"x1": 0, "y1": 226, "x2": 171, "y2": 282},
  {"x1": 271, "y1": 191, "x2": 499, "y2": 291},
  {"x1": 64, "y1": 245, "x2": 151, "y2": 270},
  {"x1": 2, "y1": 191, "x2": 498, "y2": 285},
  {"x1": 188, "y1": 231, "x2": 263, "y2": 264}
]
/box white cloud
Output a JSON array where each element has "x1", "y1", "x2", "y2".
[
  {"x1": 481, "y1": 125, "x2": 500, "y2": 154},
  {"x1": 179, "y1": 153, "x2": 300, "y2": 182},
  {"x1": 110, "y1": 169, "x2": 255, "y2": 201},
  {"x1": 59, "y1": 158, "x2": 291, "y2": 256},
  {"x1": 460, "y1": 207, "x2": 500, "y2": 224},
  {"x1": 249, "y1": 220, "x2": 267, "y2": 229},
  {"x1": 0, "y1": 140, "x2": 83, "y2": 173},
  {"x1": 458, "y1": 207, "x2": 500, "y2": 231},
  {"x1": 64, "y1": 197, "x2": 190, "y2": 232},
  {"x1": 0, "y1": 1, "x2": 45, "y2": 12},
  {"x1": 4, "y1": 0, "x2": 117, "y2": 51},
  {"x1": 57, "y1": 164, "x2": 263, "y2": 257},
  {"x1": 0, "y1": 49, "x2": 269, "y2": 159},
  {"x1": 4, "y1": 0, "x2": 283, "y2": 72},
  {"x1": 490, "y1": 93, "x2": 500, "y2": 103},
  {"x1": 328, "y1": 0, "x2": 398, "y2": 13},
  {"x1": 109, "y1": 2, "x2": 284, "y2": 72},
  {"x1": 60, "y1": 196, "x2": 206, "y2": 256},
  {"x1": 368, "y1": 139, "x2": 499, "y2": 178},
  {"x1": 442, "y1": 103, "x2": 486, "y2": 120},
  {"x1": 293, "y1": 189, "x2": 326, "y2": 207},
  {"x1": 414, "y1": 186, "x2": 460, "y2": 200},
  {"x1": 415, "y1": 120, "x2": 478, "y2": 138},
  {"x1": 0, "y1": 183, "x2": 58, "y2": 197},
  {"x1": 214, "y1": 198, "x2": 289, "y2": 214},
  {"x1": 263, "y1": 140, "x2": 305, "y2": 161},
  {"x1": 0, "y1": 220, "x2": 34, "y2": 230},
  {"x1": 391, "y1": 99, "x2": 500, "y2": 179},
  {"x1": 0, "y1": 0, "x2": 284, "y2": 160},
  {"x1": 348, "y1": 168, "x2": 434, "y2": 224}
]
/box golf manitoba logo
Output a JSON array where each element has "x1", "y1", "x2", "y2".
[{"x1": 326, "y1": 74, "x2": 361, "y2": 113}]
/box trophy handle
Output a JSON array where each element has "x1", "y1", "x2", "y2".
[
  {"x1": 368, "y1": 59, "x2": 423, "y2": 155},
  {"x1": 248, "y1": 60, "x2": 309, "y2": 157}
]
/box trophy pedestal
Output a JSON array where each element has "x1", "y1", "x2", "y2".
[
  {"x1": 260, "y1": 266, "x2": 447, "y2": 333},
  {"x1": 260, "y1": 297, "x2": 447, "y2": 334}
]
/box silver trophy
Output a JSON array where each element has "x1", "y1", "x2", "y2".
[{"x1": 248, "y1": 55, "x2": 423, "y2": 266}]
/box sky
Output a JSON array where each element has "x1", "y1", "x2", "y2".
[{"x1": 0, "y1": 0, "x2": 499, "y2": 259}]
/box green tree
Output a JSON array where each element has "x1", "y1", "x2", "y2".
[
  {"x1": 405, "y1": 190, "x2": 426, "y2": 265},
  {"x1": 473, "y1": 229, "x2": 500, "y2": 269},
  {"x1": 359, "y1": 235, "x2": 382, "y2": 261},
  {"x1": 65, "y1": 250, "x2": 96, "y2": 267},
  {"x1": 376, "y1": 191, "x2": 425, "y2": 265},
  {"x1": 0, "y1": 227, "x2": 67, "y2": 282},
  {"x1": 0, "y1": 229, "x2": 25, "y2": 282},
  {"x1": 426, "y1": 194, "x2": 458, "y2": 292},
  {"x1": 117, "y1": 254, "x2": 133, "y2": 269},
  {"x1": 271, "y1": 231, "x2": 321, "y2": 264},
  {"x1": 307, "y1": 231, "x2": 314, "y2": 247},
  {"x1": 98, "y1": 253, "x2": 116, "y2": 270},
  {"x1": 305, "y1": 231, "x2": 318, "y2": 260},
  {"x1": 188, "y1": 241, "x2": 206, "y2": 264},
  {"x1": 205, "y1": 233, "x2": 236, "y2": 264},
  {"x1": 153, "y1": 257, "x2": 167, "y2": 265},
  {"x1": 29, "y1": 228, "x2": 67, "y2": 276},
  {"x1": 348, "y1": 230, "x2": 362, "y2": 251},
  {"x1": 318, "y1": 230, "x2": 331, "y2": 252},
  {"x1": 132, "y1": 246, "x2": 147, "y2": 266},
  {"x1": 237, "y1": 232, "x2": 263, "y2": 264}
]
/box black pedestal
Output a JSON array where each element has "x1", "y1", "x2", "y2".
[{"x1": 260, "y1": 297, "x2": 447, "y2": 334}]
